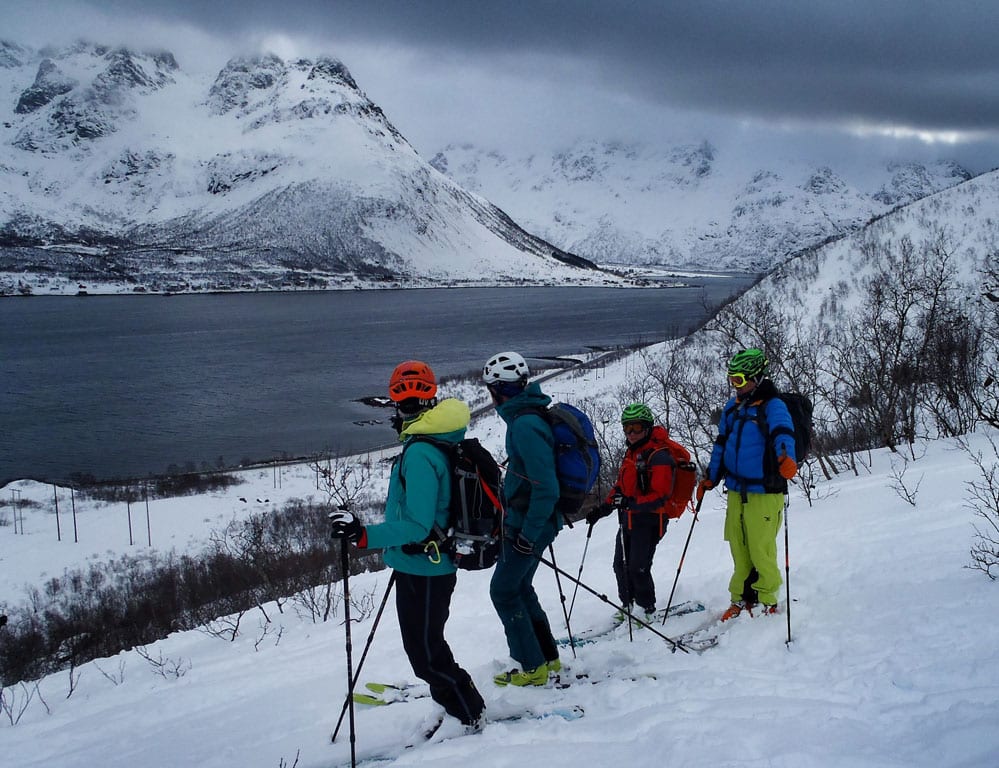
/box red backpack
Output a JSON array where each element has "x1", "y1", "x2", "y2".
[{"x1": 659, "y1": 437, "x2": 697, "y2": 519}]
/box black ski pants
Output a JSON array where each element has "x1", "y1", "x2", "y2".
[
  {"x1": 395, "y1": 571, "x2": 484, "y2": 725},
  {"x1": 613, "y1": 516, "x2": 667, "y2": 612}
]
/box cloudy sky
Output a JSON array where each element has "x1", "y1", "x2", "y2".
[{"x1": 6, "y1": 0, "x2": 999, "y2": 172}]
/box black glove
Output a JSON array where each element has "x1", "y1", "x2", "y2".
[
  {"x1": 512, "y1": 532, "x2": 535, "y2": 556},
  {"x1": 390, "y1": 413, "x2": 404, "y2": 435},
  {"x1": 329, "y1": 510, "x2": 364, "y2": 543},
  {"x1": 585, "y1": 502, "x2": 614, "y2": 526},
  {"x1": 614, "y1": 494, "x2": 635, "y2": 511}
]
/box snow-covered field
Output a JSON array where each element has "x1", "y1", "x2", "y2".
[{"x1": 3, "y1": 353, "x2": 998, "y2": 767}]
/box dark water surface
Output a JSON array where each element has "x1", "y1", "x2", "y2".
[{"x1": 1, "y1": 281, "x2": 750, "y2": 482}]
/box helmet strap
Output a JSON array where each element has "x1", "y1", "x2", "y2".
[
  {"x1": 395, "y1": 397, "x2": 437, "y2": 420},
  {"x1": 488, "y1": 380, "x2": 526, "y2": 400}
]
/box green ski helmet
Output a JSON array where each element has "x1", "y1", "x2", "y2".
[
  {"x1": 727, "y1": 348, "x2": 769, "y2": 380},
  {"x1": 621, "y1": 402, "x2": 654, "y2": 425}
]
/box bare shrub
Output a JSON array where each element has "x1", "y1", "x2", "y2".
[
  {"x1": 962, "y1": 435, "x2": 999, "y2": 580},
  {"x1": 134, "y1": 645, "x2": 191, "y2": 679}
]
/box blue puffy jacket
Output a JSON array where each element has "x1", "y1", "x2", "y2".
[{"x1": 707, "y1": 379, "x2": 796, "y2": 496}]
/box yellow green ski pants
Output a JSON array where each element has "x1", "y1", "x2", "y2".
[{"x1": 724, "y1": 491, "x2": 784, "y2": 606}]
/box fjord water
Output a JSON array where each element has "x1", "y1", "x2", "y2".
[{"x1": 1, "y1": 282, "x2": 749, "y2": 483}]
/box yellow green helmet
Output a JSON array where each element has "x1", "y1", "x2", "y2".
[
  {"x1": 621, "y1": 402, "x2": 654, "y2": 425},
  {"x1": 727, "y1": 348, "x2": 768, "y2": 379}
]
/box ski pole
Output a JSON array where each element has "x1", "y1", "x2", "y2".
[
  {"x1": 783, "y1": 495, "x2": 792, "y2": 646},
  {"x1": 535, "y1": 554, "x2": 690, "y2": 653},
  {"x1": 331, "y1": 571, "x2": 397, "y2": 743},
  {"x1": 340, "y1": 542, "x2": 357, "y2": 766},
  {"x1": 618, "y1": 521, "x2": 634, "y2": 642},
  {"x1": 566, "y1": 523, "x2": 593, "y2": 623},
  {"x1": 548, "y1": 543, "x2": 577, "y2": 658},
  {"x1": 662, "y1": 496, "x2": 703, "y2": 626}
]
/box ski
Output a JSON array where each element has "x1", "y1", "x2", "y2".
[
  {"x1": 352, "y1": 681, "x2": 429, "y2": 707},
  {"x1": 552, "y1": 670, "x2": 659, "y2": 689},
  {"x1": 671, "y1": 603, "x2": 778, "y2": 652},
  {"x1": 490, "y1": 704, "x2": 585, "y2": 724},
  {"x1": 557, "y1": 599, "x2": 705, "y2": 647},
  {"x1": 337, "y1": 704, "x2": 584, "y2": 766},
  {"x1": 626, "y1": 599, "x2": 707, "y2": 624}
]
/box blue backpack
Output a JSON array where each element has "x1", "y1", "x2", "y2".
[{"x1": 517, "y1": 402, "x2": 601, "y2": 518}]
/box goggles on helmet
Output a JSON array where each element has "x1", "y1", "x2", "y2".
[{"x1": 728, "y1": 372, "x2": 753, "y2": 388}]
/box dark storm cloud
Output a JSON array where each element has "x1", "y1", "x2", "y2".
[
  {"x1": 6, "y1": 0, "x2": 999, "y2": 169},
  {"x1": 70, "y1": 0, "x2": 999, "y2": 134}
]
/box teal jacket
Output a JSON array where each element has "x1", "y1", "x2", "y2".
[
  {"x1": 362, "y1": 398, "x2": 470, "y2": 576},
  {"x1": 496, "y1": 382, "x2": 562, "y2": 544}
]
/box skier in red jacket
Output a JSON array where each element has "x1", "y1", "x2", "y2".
[{"x1": 586, "y1": 402, "x2": 687, "y2": 621}]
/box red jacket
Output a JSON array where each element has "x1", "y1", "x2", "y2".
[{"x1": 605, "y1": 425, "x2": 679, "y2": 536}]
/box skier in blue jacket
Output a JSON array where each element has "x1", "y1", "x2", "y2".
[
  {"x1": 330, "y1": 360, "x2": 484, "y2": 730},
  {"x1": 698, "y1": 349, "x2": 797, "y2": 621},
  {"x1": 482, "y1": 351, "x2": 562, "y2": 687}
]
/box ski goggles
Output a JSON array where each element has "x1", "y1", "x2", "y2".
[
  {"x1": 727, "y1": 372, "x2": 752, "y2": 388},
  {"x1": 623, "y1": 422, "x2": 649, "y2": 435}
]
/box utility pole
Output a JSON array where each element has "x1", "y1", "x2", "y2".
[
  {"x1": 53, "y1": 485, "x2": 61, "y2": 541},
  {"x1": 71, "y1": 487, "x2": 79, "y2": 543},
  {"x1": 11, "y1": 489, "x2": 22, "y2": 534},
  {"x1": 144, "y1": 483, "x2": 152, "y2": 547}
]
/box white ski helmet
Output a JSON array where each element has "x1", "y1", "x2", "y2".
[{"x1": 483, "y1": 351, "x2": 530, "y2": 384}]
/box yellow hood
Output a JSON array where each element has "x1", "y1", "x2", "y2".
[{"x1": 400, "y1": 398, "x2": 470, "y2": 438}]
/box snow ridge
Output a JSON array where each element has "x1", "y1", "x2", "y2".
[{"x1": 430, "y1": 140, "x2": 972, "y2": 272}]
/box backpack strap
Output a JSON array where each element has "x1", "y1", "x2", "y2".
[
  {"x1": 513, "y1": 405, "x2": 551, "y2": 425},
  {"x1": 751, "y1": 395, "x2": 788, "y2": 494}
]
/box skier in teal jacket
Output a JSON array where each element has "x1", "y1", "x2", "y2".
[
  {"x1": 482, "y1": 351, "x2": 562, "y2": 687},
  {"x1": 330, "y1": 360, "x2": 484, "y2": 730}
]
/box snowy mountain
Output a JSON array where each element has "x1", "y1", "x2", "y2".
[
  {"x1": 430, "y1": 139, "x2": 973, "y2": 272},
  {"x1": 0, "y1": 41, "x2": 606, "y2": 295}
]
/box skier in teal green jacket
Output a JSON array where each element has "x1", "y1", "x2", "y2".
[
  {"x1": 330, "y1": 360, "x2": 484, "y2": 730},
  {"x1": 482, "y1": 351, "x2": 562, "y2": 687}
]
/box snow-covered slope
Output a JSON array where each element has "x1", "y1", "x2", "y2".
[
  {"x1": 723, "y1": 167, "x2": 999, "y2": 350},
  {"x1": 3, "y1": 413, "x2": 997, "y2": 768},
  {"x1": 430, "y1": 139, "x2": 973, "y2": 272},
  {"x1": 0, "y1": 41, "x2": 606, "y2": 295}
]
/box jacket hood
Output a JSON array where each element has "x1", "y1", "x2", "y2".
[
  {"x1": 400, "y1": 397, "x2": 470, "y2": 439},
  {"x1": 495, "y1": 380, "x2": 552, "y2": 421}
]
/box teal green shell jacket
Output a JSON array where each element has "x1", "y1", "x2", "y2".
[
  {"x1": 496, "y1": 382, "x2": 562, "y2": 544},
  {"x1": 362, "y1": 398, "x2": 469, "y2": 576}
]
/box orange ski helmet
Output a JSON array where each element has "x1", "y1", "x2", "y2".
[{"x1": 388, "y1": 360, "x2": 438, "y2": 402}]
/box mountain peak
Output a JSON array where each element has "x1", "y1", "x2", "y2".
[
  {"x1": 207, "y1": 53, "x2": 286, "y2": 115},
  {"x1": 11, "y1": 43, "x2": 181, "y2": 152},
  {"x1": 299, "y1": 56, "x2": 358, "y2": 92}
]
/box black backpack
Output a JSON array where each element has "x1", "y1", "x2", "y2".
[
  {"x1": 398, "y1": 436, "x2": 504, "y2": 570},
  {"x1": 777, "y1": 392, "x2": 813, "y2": 463},
  {"x1": 756, "y1": 391, "x2": 814, "y2": 490}
]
